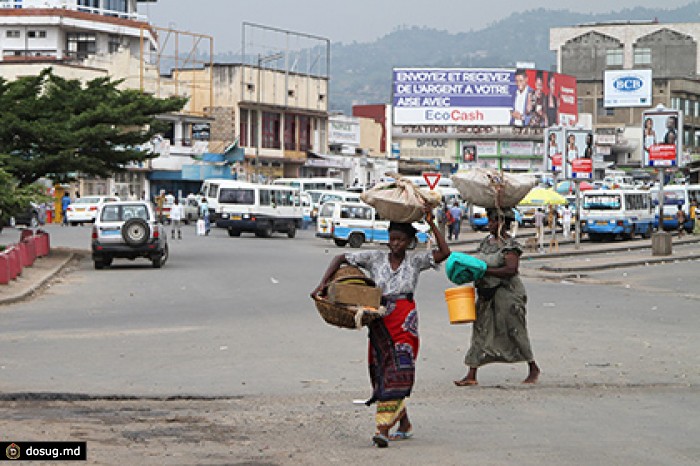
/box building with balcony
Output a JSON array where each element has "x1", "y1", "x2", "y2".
[
  {"x1": 0, "y1": 0, "x2": 219, "y2": 200},
  {"x1": 550, "y1": 20, "x2": 700, "y2": 172}
]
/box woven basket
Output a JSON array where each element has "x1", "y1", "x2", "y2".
[
  {"x1": 312, "y1": 295, "x2": 384, "y2": 329},
  {"x1": 312, "y1": 265, "x2": 383, "y2": 329}
]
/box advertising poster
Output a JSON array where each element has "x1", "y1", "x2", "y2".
[
  {"x1": 523, "y1": 70, "x2": 578, "y2": 128},
  {"x1": 392, "y1": 68, "x2": 578, "y2": 127},
  {"x1": 460, "y1": 143, "x2": 477, "y2": 163},
  {"x1": 564, "y1": 129, "x2": 593, "y2": 180},
  {"x1": 604, "y1": 70, "x2": 653, "y2": 108},
  {"x1": 642, "y1": 109, "x2": 683, "y2": 167},
  {"x1": 545, "y1": 127, "x2": 564, "y2": 173}
]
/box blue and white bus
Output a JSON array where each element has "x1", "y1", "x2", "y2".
[
  {"x1": 316, "y1": 201, "x2": 429, "y2": 248},
  {"x1": 580, "y1": 189, "x2": 654, "y2": 241},
  {"x1": 650, "y1": 184, "x2": 699, "y2": 232}
]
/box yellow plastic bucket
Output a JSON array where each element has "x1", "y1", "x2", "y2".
[{"x1": 444, "y1": 286, "x2": 476, "y2": 324}]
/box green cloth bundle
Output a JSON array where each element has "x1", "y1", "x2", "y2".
[{"x1": 445, "y1": 252, "x2": 488, "y2": 285}]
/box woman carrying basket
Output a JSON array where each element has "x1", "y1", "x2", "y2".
[{"x1": 311, "y1": 207, "x2": 450, "y2": 448}]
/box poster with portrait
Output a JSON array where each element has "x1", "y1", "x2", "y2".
[
  {"x1": 461, "y1": 143, "x2": 477, "y2": 163},
  {"x1": 523, "y1": 70, "x2": 578, "y2": 128},
  {"x1": 563, "y1": 129, "x2": 593, "y2": 180},
  {"x1": 641, "y1": 109, "x2": 683, "y2": 167},
  {"x1": 544, "y1": 127, "x2": 564, "y2": 173}
]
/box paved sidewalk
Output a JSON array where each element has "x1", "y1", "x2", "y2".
[{"x1": 0, "y1": 248, "x2": 82, "y2": 306}]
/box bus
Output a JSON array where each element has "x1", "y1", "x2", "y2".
[
  {"x1": 201, "y1": 180, "x2": 302, "y2": 238},
  {"x1": 649, "y1": 184, "x2": 699, "y2": 232},
  {"x1": 580, "y1": 189, "x2": 654, "y2": 241},
  {"x1": 271, "y1": 177, "x2": 344, "y2": 193}
]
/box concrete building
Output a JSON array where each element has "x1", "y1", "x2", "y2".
[
  {"x1": 0, "y1": 0, "x2": 217, "y2": 200},
  {"x1": 176, "y1": 63, "x2": 329, "y2": 184},
  {"x1": 550, "y1": 20, "x2": 700, "y2": 172}
]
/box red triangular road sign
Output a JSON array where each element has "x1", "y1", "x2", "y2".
[{"x1": 423, "y1": 172, "x2": 441, "y2": 190}]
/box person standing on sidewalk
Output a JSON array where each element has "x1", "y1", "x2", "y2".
[
  {"x1": 534, "y1": 208, "x2": 545, "y2": 252},
  {"x1": 691, "y1": 199, "x2": 699, "y2": 235},
  {"x1": 448, "y1": 201, "x2": 463, "y2": 241},
  {"x1": 454, "y1": 207, "x2": 540, "y2": 387},
  {"x1": 61, "y1": 192, "x2": 71, "y2": 226},
  {"x1": 199, "y1": 198, "x2": 211, "y2": 236},
  {"x1": 561, "y1": 204, "x2": 572, "y2": 240},
  {"x1": 676, "y1": 205, "x2": 687, "y2": 238},
  {"x1": 170, "y1": 198, "x2": 184, "y2": 239}
]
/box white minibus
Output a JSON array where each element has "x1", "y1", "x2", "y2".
[
  {"x1": 204, "y1": 180, "x2": 302, "y2": 238},
  {"x1": 272, "y1": 177, "x2": 344, "y2": 193}
]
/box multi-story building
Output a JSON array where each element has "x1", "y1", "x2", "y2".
[
  {"x1": 177, "y1": 62, "x2": 329, "y2": 183},
  {"x1": 550, "y1": 20, "x2": 700, "y2": 173},
  {"x1": 0, "y1": 0, "x2": 218, "y2": 200}
]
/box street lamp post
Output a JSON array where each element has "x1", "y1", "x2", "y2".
[{"x1": 255, "y1": 52, "x2": 283, "y2": 182}]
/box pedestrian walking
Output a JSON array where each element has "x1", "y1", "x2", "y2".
[
  {"x1": 548, "y1": 205, "x2": 559, "y2": 252},
  {"x1": 311, "y1": 208, "x2": 450, "y2": 448},
  {"x1": 199, "y1": 198, "x2": 210, "y2": 236},
  {"x1": 534, "y1": 208, "x2": 545, "y2": 252},
  {"x1": 170, "y1": 198, "x2": 184, "y2": 239},
  {"x1": 561, "y1": 204, "x2": 572, "y2": 239},
  {"x1": 61, "y1": 192, "x2": 71, "y2": 226},
  {"x1": 691, "y1": 199, "x2": 699, "y2": 235},
  {"x1": 676, "y1": 205, "x2": 687, "y2": 238},
  {"x1": 155, "y1": 190, "x2": 166, "y2": 224},
  {"x1": 448, "y1": 201, "x2": 463, "y2": 241},
  {"x1": 454, "y1": 208, "x2": 540, "y2": 387}
]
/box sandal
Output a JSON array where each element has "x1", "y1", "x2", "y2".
[
  {"x1": 372, "y1": 433, "x2": 389, "y2": 448},
  {"x1": 389, "y1": 430, "x2": 413, "y2": 441},
  {"x1": 454, "y1": 378, "x2": 478, "y2": 387}
]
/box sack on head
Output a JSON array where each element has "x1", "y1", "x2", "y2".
[{"x1": 360, "y1": 174, "x2": 441, "y2": 222}]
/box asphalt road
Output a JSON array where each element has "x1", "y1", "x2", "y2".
[{"x1": 1, "y1": 223, "x2": 698, "y2": 465}]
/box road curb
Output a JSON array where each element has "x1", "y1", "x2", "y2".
[
  {"x1": 0, "y1": 248, "x2": 83, "y2": 306},
  {"x1": 538, "y1": 253, "x2": 700, "y2": 273}
]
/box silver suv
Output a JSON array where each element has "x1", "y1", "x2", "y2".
[{"x1": 91, "y1": 201, "x2": 168, "y2": 269}]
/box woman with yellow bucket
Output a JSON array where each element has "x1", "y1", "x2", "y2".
[
  {"x1": 454, "y1": 207, "x2": 540, "y2": 387},
  {"x1": 311, "y1": 208, "x2": 450, "y2": 448}
]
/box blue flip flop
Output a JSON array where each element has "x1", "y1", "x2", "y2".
[
  {"x1": 389, "y1": 430, "x2": 413, "y2": 441},
  {"x1": 372, "y1": 433, "x2": 389, "y2": 448}
]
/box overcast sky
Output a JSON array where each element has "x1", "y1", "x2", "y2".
[{"x1": 138, "y1": 0, "x2": 696, "y2": 52}]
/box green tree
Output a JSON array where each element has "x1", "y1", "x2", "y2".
[
  {"x1": 0, "y1": 165, "x2": 48, "y2": 226},
  {"x1": 0, "y1": 68, "x2": 187, "y2": 186}
]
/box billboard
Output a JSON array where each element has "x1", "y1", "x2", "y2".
[
  {"x1": 392, "y1": 68, "x2": 578, "y2": 127},
  {"x1": 642, "y1": 109, "x2": 683, "y2": 167},
  {"x1": 564, "y1": 129, "x2": 593, "y2": 180},
  {"x1": 604, "y1": 70, "x2": 652, "y2": 108},
  {"x1": 545, "y1": 127, "x2": 565, "y2": 173}
]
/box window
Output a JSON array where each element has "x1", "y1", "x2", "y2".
[
  {"x1": 6, "y1": 30, "x2": 20, "y2": 38},
  {"x1": 671, "y1": 98, "x2": 680, "y2": 110},
  {"x1": 219, "y1": 188, "x2": 255, "y2": 205},
  {"x1": 634, "y1": 48, "x2": 651, "y2": 65},
  {"x1": 284, "y1": 114, "x2": 297, "y2": 151},
  {"x1": 606, "y1": 49, "x2": 623, "y2": 66},
  {"x1": 108, "y1": 35, "x2": 121, "y2": 53},
  {"x1": 262, "y1": 112, "x2": 281, "y2": 149},
  {"x1": 67, "y1": 32, "x2": 97, "y2": 58},
  {"x1": 28, "y1": 30, "x2": 47, "y2": 39},
  {"x1": 299, "y1": 116, "x2": 311, "y2": 152}
]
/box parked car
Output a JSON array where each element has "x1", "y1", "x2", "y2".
[
  {"x1": 91, "y1": 201, "x2": 168, "y2": 269},
  {"x1": 9, "y1": 202, "x2": 42, "y2": 228},
  {"x1": 66, "y1": 196, "x2": 119, "y2": 225}
]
